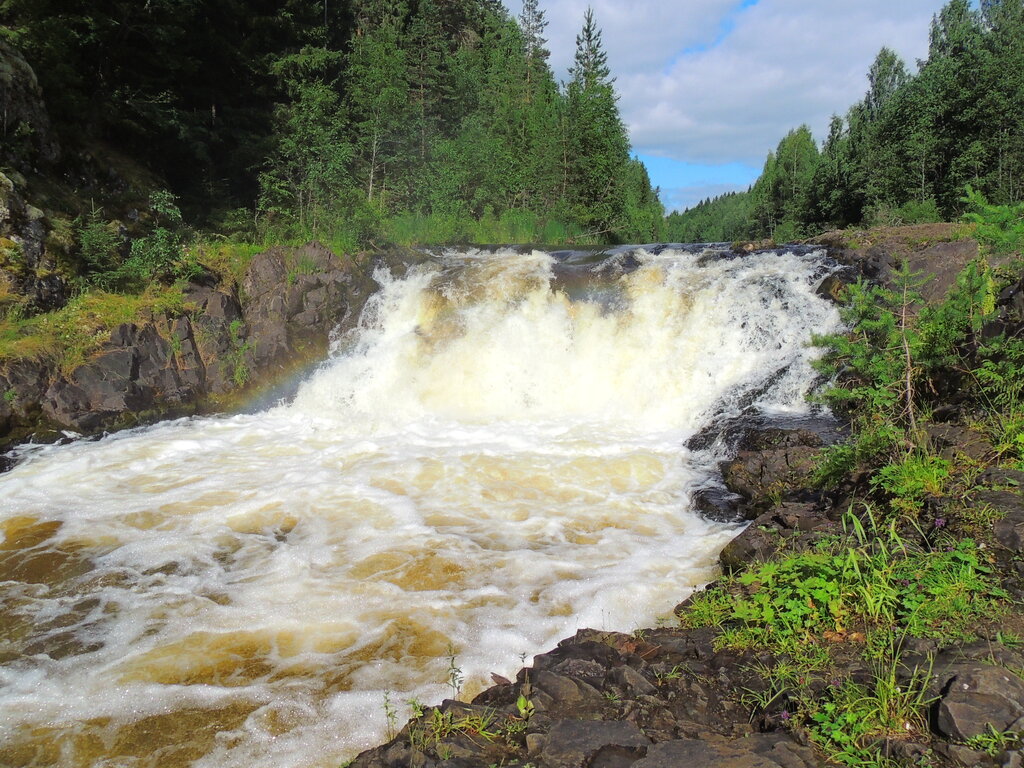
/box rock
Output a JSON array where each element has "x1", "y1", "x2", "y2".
[
  {"x1": 945, "y1": 744, "x2": 993, "y2": 766},
  {"x1": 815, "y1": 274, "x2": 846, "y2": 302},
  {"x1": 0, "y1": 171, "x2": 68, "y2": 312},
  {"x1": 0, "y1": 39, "x2": 60, "y2": 168},
  {"x1": 240, "y1": 242, "x2": 374, "y2": 378},
  {"x1": 607, "y1": 665, "x2": 657, "y2": 697},
  {"x1": 692, "y1": 485, "x2": 745, "y2": 523},
  {"x1": 40, "y1": 321, "x2": 204, "y2": 432},
  {"x1": 530, "y1": 670, "x2": 606, "y2": 713},
  {"x1": 0, "y1": 359, "x2": 50, "y2": 438},
  {"x1": 539, "y1": 719, "x2": 649, "y2": 768},
  {"x1": 719, "y1": 512, "x2": 781, "y2": 573},
  {"x1": 979, "y1": 490, "x2": 1024, "y2": 552},
  {"x1": 722, "y1": 441, "x2": 819, "y2": 508},
  {"x1": 936, "y1": 665, "x2": 1024, "y2": 741},
  {"x1": 925, "y1": 423, "x2": 994, "y2": 462},
  {"x1": 631, "y1": 734, "x2": 817, "y2": 768},
  {"x1": 979, "y1": 468, "x2": 1024, "y2": 490}
]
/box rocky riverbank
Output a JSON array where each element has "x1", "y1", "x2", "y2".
[{"x1": 0, "y1": 241, "x2": 392, "y2": 456}]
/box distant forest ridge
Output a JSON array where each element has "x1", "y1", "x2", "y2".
[
  {"x1": 0, "y1": 0, "x2": 663, "y2": 245},
  {"x1": 667, "y1": 0, "x2": 1024, "y2": 243}
]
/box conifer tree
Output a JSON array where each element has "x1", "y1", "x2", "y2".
[{"x1": 565, "y1": 7, "x2": 630, "y2": 237}]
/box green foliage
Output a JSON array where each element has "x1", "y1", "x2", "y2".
[
  {"x1": 689, "y1": 1, "x2": 1024, "y2": 236},
  {"x1": 664, "y1": 191, "x2": 754, "y2": 243},
  {"x1": 225, "y1": 318, "x2": 252, "y2": 388},
  {"x1": 75, "y1": 206, "x2": 121, "y2": 277},
  {"x1": 962, "y1": 185, "x2": 1024, "y2": 254},
  {"x1": 807, "y1": 665, "x2": 931, "y2": 766},
  {"x1": 965, "y1": 725, "x2": 1022, "y2": 756},
  {"x1": 812, "y1": 265, "x2": 925, "y2": 451},
  {"x1": 689, "y1": 510, "x2": 1005, "y2": 647},
  {"x1": 870, "y1": 453, "x2": 951, "y2": 514}
]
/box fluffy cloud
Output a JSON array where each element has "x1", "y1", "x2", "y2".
[{"x1": 506, "y1": 0, "x2": 946, "y2": 166}]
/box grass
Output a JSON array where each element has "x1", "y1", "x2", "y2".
[
  {"x1": 0, "y1": 283, "x2": 195, "y2": 373},
  {"x1": 681, "y1": 504, "x2": 1008, "y2": 766}
]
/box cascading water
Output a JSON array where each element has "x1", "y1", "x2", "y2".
[{"x1": 0, "y1": 246, "x2": 841, "y2": 768}]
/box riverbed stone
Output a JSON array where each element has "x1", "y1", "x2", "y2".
[{"x1": 539, "y1": 719, "x2": 649, "y2": 768}]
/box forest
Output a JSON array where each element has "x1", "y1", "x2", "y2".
[
  {"x1": 666, "y1": 0, "x2": 1024, "y2": 243},
  {"x1": 0, "y1": 0, "x2": 664, "y2": 251}
]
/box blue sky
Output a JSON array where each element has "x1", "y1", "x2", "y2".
[{"x1": 504, "y1": 0, "x2": 949, "y2": 212}]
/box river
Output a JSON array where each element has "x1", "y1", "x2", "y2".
[{"x1": 0, "y1": 246, "x2": 841, "y2": 767}]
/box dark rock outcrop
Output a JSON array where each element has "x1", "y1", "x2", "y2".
[
  {"x1": 1, "y1": 242, "x2": 381, "y2": 451},
  {"x1": 721, "y1": 428, "x2": 823, "y2": 515},
  {"x1": 0, "y1": 171, "x2": 69, "y2": 313},
  {"x1": 935, "y1": 665, "x2": 1024, "y2": 741},
  {"x1": 240, "y1": 241, "x2": 375, "y2": 378}
]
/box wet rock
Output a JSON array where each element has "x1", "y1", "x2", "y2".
[
  {"x1": 815, "y1": 274, "x2": 846, "y2": 302},
  {"x1": 539, "y1": 719, "x2": 649, "y2": 768},
  {"x1": 936, "y1": 665, "x2": 1024, "y2": 741},
  {"x1": 722, "y1": 431, "x2": 822, "y2": 510},
  {"x1": 240, "y1": 242, "x2": 373, "y2": 377},
  {"x1": 719, "y1": 512, "x2": 781, "y2": 573},
  {"x1": 692, "y1": 485, "x2": 744, "y2": 523}
]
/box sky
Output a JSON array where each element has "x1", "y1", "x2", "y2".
[{"x1": 504, "y1": 0, "x2": 949, "y2": 212}]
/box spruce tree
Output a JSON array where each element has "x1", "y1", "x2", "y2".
[{"x1": 565, "y1": 7, "x2": 631, "y2": 237}]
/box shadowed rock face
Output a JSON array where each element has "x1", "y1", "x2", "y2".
[
  {"x1": 1, "y1": 242, "x2": 385, "y2": 450},
  {"x1": 0, "y1": 39, "x2": 61, "y2": 169}
]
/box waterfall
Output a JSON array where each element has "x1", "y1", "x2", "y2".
[{"x1": 0, "y1": 246, "x2": 841, "y2": 768}]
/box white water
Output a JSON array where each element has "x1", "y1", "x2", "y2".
[{"x1": 0, "y1": 247, "x2": 840, "y2": 768}]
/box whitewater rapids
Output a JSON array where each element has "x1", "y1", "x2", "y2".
[{"x1": 0, "y1": 246, "x2": 841, "y2": 767}]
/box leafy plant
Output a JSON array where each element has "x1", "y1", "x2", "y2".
[{"x1": 870, "y1": 453, "x2": 951, "y2": 515}]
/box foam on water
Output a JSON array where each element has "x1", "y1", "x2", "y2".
[{"x1": 0, "y1": 247, "x2": 841, "y2": 767}]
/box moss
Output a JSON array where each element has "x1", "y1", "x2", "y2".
[{"x1": 0, "y1": 283, "x2": 196, "y2": 373}]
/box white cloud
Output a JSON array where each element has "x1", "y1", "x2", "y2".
[{"x1": 507, "y1": 1, "x2": 946, "y2": 167}]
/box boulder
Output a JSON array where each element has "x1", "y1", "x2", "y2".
[
  {"x1": 925, "y1": 423, "x2": 994, "y2": 462},
  {"x1": 722, "y1": 431, "x2": 820, "y2": 508},
  {"x1": 936, "y1": 665, "x2": 1024, "y2": 741}
]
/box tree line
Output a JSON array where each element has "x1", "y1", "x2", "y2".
[
  {"x1": 0, "y1": 0, "x2": 663, "y2": 245},
  {"x1": 667, "y1": 0, "x2": 1024, "y2": 242}
]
